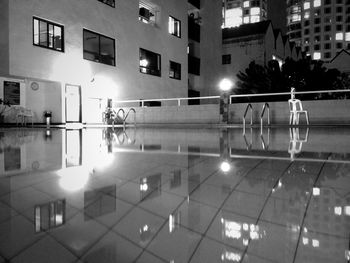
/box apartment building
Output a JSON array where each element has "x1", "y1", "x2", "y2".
[
  {"x1": 286, "y1": 0, "x2": 350, "y2": 61},
  {"x1": 222, "y1": 0, "x2": 268, "y2": 28},
  {"x1": 0, "y1": 0, "x2": 188, "y2": 124}
]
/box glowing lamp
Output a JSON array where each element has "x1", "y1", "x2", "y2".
[{"x1": 219, "y1": 78, "x2": 234, "y2": 92}]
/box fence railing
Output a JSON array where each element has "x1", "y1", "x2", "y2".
[{"x1": 112, "y1": 89, "x2": 350, "y2": 108}]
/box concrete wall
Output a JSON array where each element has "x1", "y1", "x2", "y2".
[
  {"x1": 229, "y1": 99, "x2": 350, "y2": 125},
  {"x1": 0, "y1": 0, "x2": 9, "y2": 75},
  {"x1": 4, "y1": 0, "x2": 188, "y2": 118}
]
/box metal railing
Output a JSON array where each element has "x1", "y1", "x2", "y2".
[
  {"x1": 260, "y1": 102, "x2": 270, "y2": 130},
  {"x1": 124, "y1": 108, "x2": 136, "y2": 126},
  {"x1": 242, "y1": 103, "x2": 253, "y2": 133}
]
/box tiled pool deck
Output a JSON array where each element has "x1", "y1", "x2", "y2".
[{"x1": 0, "y1": 127, "x2": 349, "y2": 262}]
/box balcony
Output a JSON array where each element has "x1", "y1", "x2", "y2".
[
  {"x1": 188, "y1": 16, "x2": 200, "y2": 42},
  {"x1": 188, "y1": 55, "x2": 200, "y2": 76}
]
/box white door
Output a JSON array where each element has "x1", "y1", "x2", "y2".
[{"x1": 66, "y1": 85, "x2": 81, "y2": 123}]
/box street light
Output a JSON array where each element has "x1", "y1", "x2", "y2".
[
  {"x1": 220, "y1": 161, "x2": 231, "y2": 173},
  {"x1": 219, "y1": 78, "x2": 234, "y2": 92}
]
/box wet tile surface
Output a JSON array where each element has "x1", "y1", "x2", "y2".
[{"x1": 0, "y1": 127, "x2": 348, "y2": 263}]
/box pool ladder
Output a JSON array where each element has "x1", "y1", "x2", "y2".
[{"x1": 114, "y1": 108, "x2": 136, "y2": 128}]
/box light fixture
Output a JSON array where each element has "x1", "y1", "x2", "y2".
[{"x1": 219, "y1": 78, "x2": 234, "y2": 92}]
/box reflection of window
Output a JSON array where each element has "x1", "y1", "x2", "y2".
[
  {"x1": 140, "y1": 173, "x2": 161, "y2": 201},
  {"x1": 222, "y1": 54, "x2": 231, "y2": 65},
  {"x1": 83, "y1": 29, "x2": 115, "y2": 66},
  {"x1": 98, "y1": 0, "x2": 115, "y2": 7},
  {"x1": 169, "y1": 61, "x2": 181, "y2": 80},
  {"x1": 35, "y1": 200, "x2": 65, "y2": 233},
  {"x1": 139, "y1": 48, "x2": 161, "y2": 77},
  {"x1": 169, "y1": 16, "x2": 181, "y2": 38},
  {"x1": 33, "y1": 17, "x2": 64, "y2": 52},
  {"x1": 4, "y1": 147, "x2": 20, "y2": 171},
  {"x1": 139, "y1": 1, "x2": 157, "y2": 25},
  {"x1": 84, "y1": 185, "x2": 116, "y2": 220}
]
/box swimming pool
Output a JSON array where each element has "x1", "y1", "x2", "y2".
[{"x1": 0, "y1": 127, "x2": 349, "y2": 262}]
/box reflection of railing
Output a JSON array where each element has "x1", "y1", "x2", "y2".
[{"x1": 288, "y1": 128, "x2": 309, "y2": 160}]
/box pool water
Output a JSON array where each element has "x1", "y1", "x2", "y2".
[{"x1": 0, "y1": 127, "x2": 349, "y2": 263}]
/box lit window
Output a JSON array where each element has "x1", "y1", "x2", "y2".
[
  {"x1": 169, "y1": 61, "x2": 181, "y2": 80},
  {"x1": 250, "y1": 15, "x2": 260, "y2": 23},
  {"x1": 250, "y1": 7, "x2": 260, "y2": 15},
  {"x1": 291, "y1": 14, "x2": 301, "y2": 22},
  {"x1": 243, "y1": 16, "x2": 250, "y2": 23},
  {"x1": 345, "y1": 32, "x2": 350, "y2": 41},
  {"x1": 33, "y1": 17, "x2": 64, "y2": 52},
  {"x1": 139, "y1": 48, "x2": 161, "y2": 77},
  {"x1": 336, "y1": 32, "x2": 344, "y2": 40},
  {"x1": 312, "y1": 239, "x2": 319, "y2": 247},
  {"x1": 304, "y1": 2, "x2": 310, "y2": 9},
  {"x1": 168, "y1": 16, "x2": 181, "y2": 38},
  {"x1": 83, "y1": 29, "x2": 115, "y2": 66},
  {"x1": 304, "y1": 11, "x2": 310, "y2": 19},
  {"x1": 225, "y1": 7, "x2": 243, "y2": 28},
  {"x1": 314, "y1": 0, "x2": 321, "y2": 7},
  {"x1": 243, "y1": 1, "x2": 250, "y2": 7}
]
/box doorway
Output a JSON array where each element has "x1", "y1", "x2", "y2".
[{"x1": 65, "y1": 84, "x2": 81, "y2": 123}]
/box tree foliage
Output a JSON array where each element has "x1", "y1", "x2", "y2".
[{"x1": 235, "y1": 57, "x2": 349, "y2": 102}]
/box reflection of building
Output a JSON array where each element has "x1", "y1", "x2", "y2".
[
  {"x1": 35, "y1": 199, "x2": 65, "y2": 232},
  {"x1": 0, "y1": 0, "x2": 188, "y2": 124},
  {"x1": 286, "y1": 0, "x2": 350, "y2": 61}
]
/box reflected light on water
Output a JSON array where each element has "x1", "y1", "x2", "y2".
[
  {"x1": 57, "y1": 166, "x2": 91, "y2": 191},
  {"x1": 220, "y1": 161, "x2": 231, "y2": 173}
]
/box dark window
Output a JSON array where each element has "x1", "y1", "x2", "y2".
[
  {"x1": 336, "y1": 16, "x2": 343, "y2": 22},
  {"x1": 325, "y1": 0, "x2": 331, "y2": 4},
  {"x1": 314, "y1": 44, "x2": 320, "y2": 50},
  {"x1": 315, "y1": 35, "x2": 320, "y2": 42},
  {"x1": 97, "y1": 0, "x2": 115, "y2": 7},
  {"x1": 324, "y1": 35, "x2": 331, "y2": 40},
  {"x1": 169, "y1": 16, "x2": 181, "y2": 38},
  {"x1": 304, "y1": 28, "x2": 309, "y2": 34},
  {"x1": 304, "y1": 20, "x2": 310, "y2": 26},
  {"x1": 336, "y1": 24, "x2": 343, "y2": 30},
  {"x1": 314, "y1": 27, "x2": 320, "y2": 33},
  {"x1": 336, "y1": 0, "x2": 342, "y2": 3},
  {"x1": 169, "y1": 61, "x2": 181, "y2": 80},
  {"x1": 324, "y1": 43, "x2": 331, "y2": 49},
  {"x1": 188, "y1": 16, "x2": 200, "y2": 42},
  {"x1": 336, "y1": 43, "x2": 343, "y2": 49},
  {"x1": 336, "y1": 6, "x2": 343, "y2": 12},
  {"x1": 305, "y1": 46, "x2": 309, "y2": 52},
  {"x1": 222, "y1": 54, "x2": 231, "y2": 64},
  {"x1": 188, "y1": 55, "x2": 200, "y2": 75},
  {"x1": 139, "y1": 4, "x2": 156, "y2": 24},
  {"x1": 139, "y1": 48, "x2": 161, "y2": 77},
  {"x1": 4, "y1": 81, "x2": 20, "y2": 105},
  {"x1": 325, "y1": 25, "x2": 331, "y2": 31},
  {"x1": 324, "y1": 7, "x2": 331, "y2": 14},
  {"x1": 83, "y1": 29, "x2": 115, "y2": 66},
  {"x1": 314, "y1": 18, "x2": 320, "y2": 24},
  {"x1": 324, "y1": 52, "x2": 331, "y2": 58},
  {"x1": 33, "y1": 17, "x2": 64, "y2": 52}
]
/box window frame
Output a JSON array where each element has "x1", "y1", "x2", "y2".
[
  {"x1": 168, "y1": 16, "x2": 181, "y2": 38},
  {"x1": 139, "y1": 48, "x2": 161, "y2": 77},
  {"x1": 169, "y1": 60, "x2": 181, "y2": 80},
  {"x1": 97, "y1": 0, "x2": 115, "y2": 8},
  {"x1": 83, "y1": 29, "x2": 116, "y2": 67},
  {"x1": 33, "y1": 17, "x2": 64, "y2": 52},
  {"x1": 222, "y1": 54, "x2": 231, "y2": 65}
]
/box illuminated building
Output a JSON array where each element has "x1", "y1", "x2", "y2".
[
  {"x1": 222, "y1": 0, "x2": 268, "y2": 28},
  {"x1": 286, "y1": 0, "x2": 350, "y2": 61},
  {"x1": 0, "y1": 0, "x2": 188, "y2": 124}
]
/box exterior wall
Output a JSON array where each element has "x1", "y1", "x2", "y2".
[
  {"x1": 284, "y1": 42, "x2": 292, "y2": 58},
  {"x1": 326, "y1": 51, "x2": 350, "y2": 74},
  {"x1": 274, "y1": 33, "x2": 285, "y2": 60},
  {"x1": 0, "y1": 0, "x2": 9, "y2": 75},
  {"x1": 4, "y1": 0, "x2": 188, "y2": 124},
  {"x1": 200, "y1": 0, "x2": 223, "y2": 96},
  {"x1": 264, "y1": 25, "x2": 276, "y2": 66}
]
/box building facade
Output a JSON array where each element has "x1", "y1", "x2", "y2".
[
  {"x1": 0, "y1": 0, "x2": 188, "y2": 124},
  {"x1": 222, "y1": 0, "x2": 268, "y2": 28},
  {"x1": 286, "y1": 0, "x2": 350, "y2": 61}
]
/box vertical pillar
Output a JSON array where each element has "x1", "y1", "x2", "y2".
[{"x1": 220, "y1": 92, "x2": 229, "y2": 123}]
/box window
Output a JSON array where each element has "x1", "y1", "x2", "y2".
[
  {"x1": 324, "y1": 43, "x2": 331, "y2": 49},
  {"x1": 97, "y1": 0, "x2": 115, "y2": 7},
  {"x1": 139, "y1": 1, "x2": 157, "y2": 25},
  {"x1": 33, "y1": 17, "x2": 64, "y2": 52},
  {"x1": 336, "y1": 24, "x2": 343, "y2": 30},
  {"x1": 139, "y1": 48, "x2": 161, "y2": 76},
  {"x1": 324, "y1": 52, "x2": 331, "y2": 58},
  {"x1": 313, "y1": 0, "x2": 321, "y2": 7},
  {"x1": 4, "y1": 81, "x2": 20, "y2": 105},
  {"x1": 314, "y1": 44, "x2": 320, "y2": 50},
  {"x1": 336, "y1": 16, "x2": 343, "y2": 22},
  {"x1": 313, "y1": 52, "x2": 321, "y2": 60},
  {"x1": 324, "y1": 7, "x2": 331, "y2": 13},
  {"x1": 83, "y1": 29, "x2": 115, "y2": 66},
  {"x1": 314, "y1": 18, "x2": 320, "y2": 24},
  {"x1": 336, "y1": 6, "x2": 343, "y2": 13},
  {"x1": 336, "y1": 32, "x2": 344, "y2": 40},
  {"x1": 336, "y1": 43, "x2": 343, "y2": 49},
  {"x1": 325, "y1": 25, "x2": 331, "y2": 31},
  {"x1": 169, "y1": 16, "x2": 181, "y2": 38},
  {"x1": 169, "y1": 61, "x2": 181, "y2": 80},
  {"x1": 222, "y1": 54, "x2": 231, "y2": 64}
]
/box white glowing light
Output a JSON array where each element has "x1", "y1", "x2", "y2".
[
  {"x1": 58, "y1": 167, "x2": 91, "y2": 192},
  {"x1": 302, "y1": 237, "x2": 309, "y2": 245},
  {"x1": 346, "y1": 32, "x2": 350, "y2": 41},
  {"x1": 225, "y1": 7, "x2": 243, "y2": 28},
  {"x1": 243, "y1": 238, "x2": 249, "y2": 246},
  {"x1": 140, "y1": 183, "x2": 148, "y2": 192},
  {"x1": 313, "y1": 187, "x2": 320, "y2": 196},
  {"x1": 243, "y1": 1, "x2": 250, "y2": 7},
  {"x1": 346, "y1": 250, "x2": 350, "y2": 260},
  {"x1": 335, "y1": 32, "x2": 344, "y2": 41},
  {"x1": 222, "y1": 251, "x2": 241, "y2": 262},
  {"x1": 250, "y1": 7, "x2": 260, "y2": 16},
  {"x1": 334, "y1": 206, "x2": 342, "y2": 216},
  {"x1": 223, "y1": 220, "x2": 242, "y2": 239},
  {"x1": 140, "y1": 59, "x2": 149, "y2": 67},
  {"x1": 312, "y1": 239, "x2": 319, "y2": 247},
  {"x1": 344, "y1": 206, "x2": 350, "y2": 216},
  {"x1": 304, "y1": 2, "x2": 310, "y2": 9},
  {"x1": 220, "y1": 161, "x2": 231, "y2": 173},
  {"x1": 313, "y1": 0, "x2": 321, "y2": 7},
  {"x1": 219, "y1": 78, "x2": 234, "y2": 92},
  {"x1": 243, "y1": 223, "x2": 249, "y2": 231}
]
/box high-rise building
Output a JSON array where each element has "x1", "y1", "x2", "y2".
[
  {"x1": 222, "y1": 0, "x2": 268, "y2": 28},
  {"x1": 286, "y1": 0, "x2": 350, "y2": 61}
]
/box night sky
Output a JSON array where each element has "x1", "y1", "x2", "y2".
[{"x1": 267, "y1": 0, "x2": 287, "y2": 33}]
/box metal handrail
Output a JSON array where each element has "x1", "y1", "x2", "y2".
[
  {"x1": 116, "y1": 109, "x2": 125, "y2": 127},
  {"x1": 242, "y1": 103, "x2": 253, "y2": 132},
  {"x1": 124, "y1": 108, "x2": 136, "y2": 126},
  {"x1": 260, "y1": 102, "x2": 270, "y2": 131}
]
